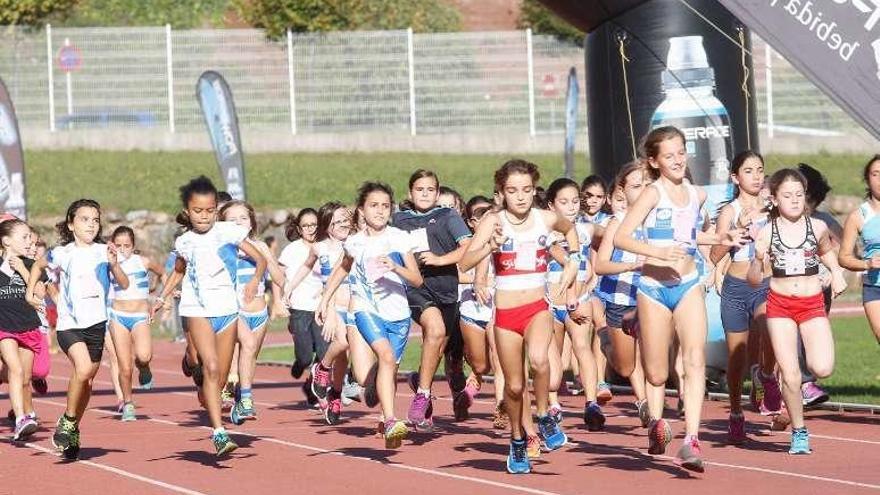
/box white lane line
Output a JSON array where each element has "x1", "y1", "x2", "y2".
[
  {"x1": 18, "y1": 440, "x2": 208, "y2": 495},
  {"x1": 34, "y1": 397, "x2": 567, "y2": 495}
]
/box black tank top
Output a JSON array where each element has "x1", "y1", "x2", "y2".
[{"x1": 769, "y1": 216, "x2": 819, "y2": 278}]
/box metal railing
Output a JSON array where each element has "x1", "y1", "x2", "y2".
[{"x1": 0, "y1": 25, "x2": 862, "y2": 138}]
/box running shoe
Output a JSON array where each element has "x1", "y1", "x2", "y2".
[
  {"x1": 759, "y1": 372, "x2": 783, "y2": 415},
  {"x1": 453, "y1": 383, "x2": 477, "y2": 422},
  {"x1": 568, "y1": 377, "x2": 584, "y2": 396},
  {"x1": 635, "y1": 399, "x2": 650, "y2": 428},
  {"x1": 537, "y1": 414, "x2": 567, "y2": 451},
  {"x1": 583, "y1": 401, "x2": 606, "y2": 432},
  {"x1": 31, "y1": 378, "x2": 48, "y2": 396},
  {"x1": 310, "y1": 362, "x2": 332, "y2": 406},
  {"x1": 230, "y1": 398, "x2": 256, "y2": 425},
  {"x1": 363, "y1": 363, "x2": 379, "y2": 409},
  {"x1": 749, "y1": 364, "x2": 764, "y2": 411},
  {"x1": 728, "y1": 412, "x2": 746, "y2": 445},
  {"x1": 121, "y1": 402, "x2": 136, "y2": 422},
  {"x1": 221, "y1": 386, "x2": 235, "y2": 411},
  {"x1": 324, "y1": 391, "x2": 343, "y2": 426},
  {"x1": 408, "y1": 392, "x2": 434, "y2": 432},
  {"x1": 507, "y1": 438, "x2": 531, "y2": 474},
  {"x1": 802, "y1": 381, "x2": 830, "y2": 408},
  {"x1": 52, "y1": 415, "x2": 78, "y2": 452},
  {"x1": 674, "y1": 437, "x2": 705, "y2": 473},
  {"x1": 137, "y1": 363, "x2": 153, "y2": 390},
  {"x1": 526, "y1": 434, "x2": 542, "y2": 459},
  {"x1": 13, "y1": 415, "x2": 38, "y2": 441},
  {"x1": 647, "y1": 418, "x2": 672, "y2": 455},
  {"x1": 548, "y1": 403, "x2": 564, "y2": 425},
  {"x1": 212, "y1": 430, "x2": 238, "y2": 457},
  {"x1": 492, "y1": 401, "x2": 509, "y2": 430},
  {"x1": 301, "y1": 378, "x2": 319, "y2": 408},
  {"x1": 191, "y1": 363, "x2": 204, "y2": 388},
  {"x1": 789, "y1": 427, "x2": 811, "y2": 455},
  {"x1": 597, "y1": 381, "x2": 613, "y2": 405},
  {"x1": 445, "y1": 352, "x2": 466, "y2": 395},
  {"x1": 383, "y1": 419, "x2": 408, "y2": 449},
  {"x1": 340, "y1": 378, "x2": 363, "y2": 406},
  {"x1": 770, "y1": 406, "x2": 791, "y2": 432},
  {"x1": 181, "y1": 355, "x2": 194, "y2": 377}
]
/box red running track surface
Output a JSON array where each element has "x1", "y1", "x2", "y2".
[{"x1": 4, "y1": 340, "x2": 879, "y2": 495}]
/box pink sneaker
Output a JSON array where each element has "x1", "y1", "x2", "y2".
[
  {"x1": 801, "y1": 382, "x2": 829, "y2": 408},
  {"x1": 759, "y1": 372, "x2": 783, "y2": 416},
  {"x1": 728, "y1": 413, "x2": 746, "y2": 445},
  {"x1": 675, "y1": 436, "x2": 705, "y2": 473},
  {"x1": 407, "y1": 392, "x2": 434, "y2": 432}
]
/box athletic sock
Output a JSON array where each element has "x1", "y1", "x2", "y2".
[
  {"x1": 417, "y1": 387, "x2": 431, "y2": 397},
  {"x1": 240, "y1": 388, "x2": 252, "y2": 399},
  {"x1": 213, "y1": 427, "x2": 226, "y2": 436},
  {"x1": 63, "y1": 413, "x2": 77, "y2": 423}
]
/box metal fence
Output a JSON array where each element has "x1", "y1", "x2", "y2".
[{"x1": 0, "y1": 25, "x2": 861, "y2": 138}]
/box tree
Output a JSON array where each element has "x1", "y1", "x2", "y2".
[
  {"x1": 518, "y1": 0, "x2": 584, "y2": 45},
  {"x1": 57, "y1": 0, "x2": 230, "y2": 28},
  {"x1": 235, "y1": 0, "x2": 461, "y2": 39},
  {"x1": 0, "y1": 0, "x2": 79, "y2": 26}
]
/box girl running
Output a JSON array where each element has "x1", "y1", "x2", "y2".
[
  {"x1": 0, "y1": 219, "x2": 42, "y2": 441},
  {"x1": 579, "y1": 175, "x2": 613, "y2": 403},
  {"x1": 220, "y1": 200, "x2": 285, "y2": 424},
  {"x1": 458, "y1": 195, "x2": 506, "y2": 426},
  {"x1": 279, "y1": 208, "x2": 325, "y2": 405},
  {"x1": 709, "y1": 151, "x2": 782, "y2": 443},
  {"x1": 545, "y1": 177, "x2": 604, "y2": 430},
  {"x1": 26, "y1": 199, "x2": 129, "y2": 460},
  {"x1": 316, "y1": 182, "x2": 423, "y2": 448},
  {"x1": 461, "y1": 159, "x2": 579, "y2": 475},
  {"x1": 107, "y1": 226, "x2": 165, "y2": 421},
  {"x1": 595, "y1": 161, "x2": 663, "y2": 429},
  {"x1": 392, "y1": 170, "x2": 472, "y2": 430},
  {"x1": 747, "y1": 168, "x2": 846, "y2": 454},
  {"x1": 839, "y1": 155, "x2": 880, "y2": 343},
  {"x1": 286, "y1": 201, "x2": 356, "y2": 425},
  {"x1": 153, "y1": 176, "x2": 266, "y2": 457},
  {"x1": 613, "y1": 126, "x2": 743, "y2": 472}
]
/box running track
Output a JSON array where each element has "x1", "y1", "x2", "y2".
[{"x1": 4, "y1": 341, "x2": 879, "y2": 495}]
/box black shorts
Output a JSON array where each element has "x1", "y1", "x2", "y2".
[
  {"x1": 57, "y1": 321, "x2": 107, "y2": 363},
  {"x1": 408, "y1": 289, "x2": 459, "y2": 338}
]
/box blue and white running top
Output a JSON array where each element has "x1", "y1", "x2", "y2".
[
  {"x1": 235, "y1": 245, "x2": 267, "y2": 304},
  {"x1": 596, "y1": 212, "x2": 643, "y2": 307},
  {"x1": 581, "y1": 211, "x2": 610, "y2": 226},
  {"x1": 459, "y1": 264, "x2": 494, "y2": 323},
  {"x1": 174, "y1": 222, "x2": 248, "y2": 318},
  {"x1": 110, "y1": 254, "x2": 150, "y2": 301},
  {"x1": 47, "y1": 243, "x2": 113, "y2": 330},
  {"x1": 315, "y1": 239, "x2": 354, "y2": 305},
  {"x1": 344, "y1": 227, "x2": 414, "y2": 322},
  {"x1": 643, "y1": 180, "x2": 700, "y2": 257},
  {"x1": 729, "y1": 199, "x2": 769, "y2": 263},
  {"x1": 860, "y1": 201, "x2": 880, "y2": 286},
  {"x1": 547, "y1": 222, "x2": 592, "y2": 284}
]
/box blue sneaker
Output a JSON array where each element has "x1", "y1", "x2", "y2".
[
  {"x1": 506, "y1": 439, "x2": 531, "y2": 474},
  {"x1": 789, "y1": 428, "x2": 811, "y2": 455},
  {"x1": 537, "y1": 414, "x2": 567, "y2": 451},
  {"x1": 583, "y1": 401, "x2": 606, "y2": 432}
]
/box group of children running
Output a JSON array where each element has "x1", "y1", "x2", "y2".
[{"x1": 2, "y1": 126, "x2": 878, "y2": 475}]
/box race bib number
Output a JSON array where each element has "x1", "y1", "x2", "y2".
[
  {"x1": 672, "y1": 209, "x2": 694, "y2": 243},
  {"x1": 365, "y1": 256, "x2": 390, "y2": 283},
  {"x1": 514, "y1": 241, "x2": 537, "y2": 271},
  {"x1": 784, "y1": 249, "x2": 806, "y2": 276},
  {"x1": 410, "y1": 228, "x2": 430, "y2": 253}
]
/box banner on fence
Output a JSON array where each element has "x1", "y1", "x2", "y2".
[
  {"x1": 196, "y1": 71, "x2": 246, "y2": 200},
  {"x1": 0, "y1": 77, "x2": 28, "y2": 220}
]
